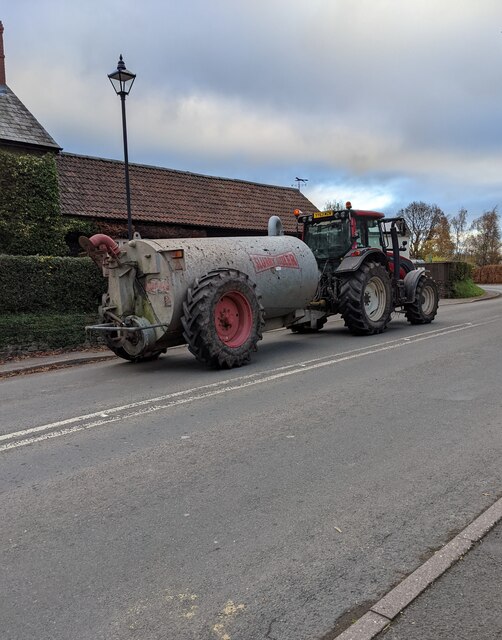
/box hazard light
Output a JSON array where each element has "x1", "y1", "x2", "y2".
[{"x1": 294, "y1": 208, "x2": 302, "y2": 217}]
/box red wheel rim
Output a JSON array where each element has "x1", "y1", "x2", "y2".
[{"x1": 214, "y1": 291, "x2": 253, "y2": 347}]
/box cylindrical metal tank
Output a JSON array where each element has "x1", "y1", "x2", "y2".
[
  {"x1": 103, "y1": 235, "x2": 319, "y2": 347},
  {"x1": 83, "y1": 229, "x2": 322, "y2": 366}
]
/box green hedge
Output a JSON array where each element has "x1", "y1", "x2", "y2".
[
  {"x1": 0, "y1": 313, "x2": 103, "y2": 355},
  {"x1": 0, "y1": 151, "x2": 67, "y2": 256},
  {"x1": 0, "y1": 254, "x2": 106, "y2": 313},
  {"x1": 452, "y1": 261, "x2": 474, "y2": 282}
]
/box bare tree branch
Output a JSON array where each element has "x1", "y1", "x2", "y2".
[{"x1": 397, "y1": 201, "x2": 444, "y2": 259}]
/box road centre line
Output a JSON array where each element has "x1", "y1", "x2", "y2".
[{"x1": 1, "y1": 317, "x2": 500, "y2": 453}]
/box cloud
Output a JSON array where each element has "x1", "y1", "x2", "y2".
[{"x1": 4, "y1": 0, "x2": 502, "y2": 217}]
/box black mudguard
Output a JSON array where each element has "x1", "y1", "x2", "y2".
[
  {"x1": 336, "y1": 249, "x2": 388, "y2": 274},
  {"x1": 404, "y1": 268, "x2": 426, "y2": 302}
]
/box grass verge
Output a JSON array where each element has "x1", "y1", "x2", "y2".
[{"x1": 451, "y1": 279, "x2": 485, "y2": 299}]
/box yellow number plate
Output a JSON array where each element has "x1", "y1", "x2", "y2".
[{"x1": 313, "y1": 211, "x2": 333, "y2": 219}]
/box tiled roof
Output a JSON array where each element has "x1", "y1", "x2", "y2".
[
  {"x1": 56, "y1": 153, "x2": 318, "y2": 233},
  {"x1": 0, "y1": 84, "x2": 61, "y2": 150}
]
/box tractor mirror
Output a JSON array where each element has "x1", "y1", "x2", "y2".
[{"x1": 397, "y1": 220, "x2": 407, "y2": 236}]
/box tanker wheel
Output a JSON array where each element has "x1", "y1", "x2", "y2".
[
  {"x1": 339, "y1": 261, "x2": 393, "y2": 335},
  {"x1": 105, "y1": 331, "x2": 162, "y2": 363},
  {"x1": 105, "y1": 342, "x2": 163, "y2": 363},
  {"x1": 181, "y1": 269, "x2": 264, "y2": 369},
  {"x1": 405, "y1": 276, "x2": 439, "y2": 324},
  {"x1": 290, "y1": 318, "x2": 327, "y2": 333}
]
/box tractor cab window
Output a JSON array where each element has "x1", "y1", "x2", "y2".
[
  {"x1": 304, "y1": 219, "x2": 351, "y2": 260},
  {"x1": 367, "y1": 219, "x2": 382, "y2": 249},
  {"x1": 353, "y1": 217, "x2": 382, "y2": 249},
  {"x1": 355, "y1": 218, "x2": 368, "y2": 248}
]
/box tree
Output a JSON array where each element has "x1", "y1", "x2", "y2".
[
  {"x1": 422, "y1": 213, "x2": 455, "y2": 260},
  {"x1": 323, "y1": 199, "x2": 345, "y2": 211},
  {"x1": 397, "y1": 201, "x2": 444, "y2": 259},
  {"x1": 0, "y1": 151, "x2": 67, "y2": 256},
  {"x1": 451, "y1": 207, "x2": 468, "y2": 258},
  {"x1": 467, "y1": 208, "x2": 501, "y2": 266}
]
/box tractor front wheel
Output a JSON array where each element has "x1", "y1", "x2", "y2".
[
  {"x1": 405, "y1": 276, "x2": 439, "y2": 324},
  {"x1": 339, "y1": 261, "x2": 393, "y2": 335},
  {"x1": 182, "y1": 269, "x2": 264, "y2": 368}
]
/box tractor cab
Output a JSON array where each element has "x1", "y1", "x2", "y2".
[{"x1": 294, "y1": 202, "x2": 386, "y2": 268}]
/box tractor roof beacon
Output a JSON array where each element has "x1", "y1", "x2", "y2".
[{"x1": 291, "y1": 202, "x2": 439, "y2": 335}]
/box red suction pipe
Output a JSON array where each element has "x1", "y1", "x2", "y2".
[{"x1": 88, "y1": 234, "x2": 121, "y2": 256}]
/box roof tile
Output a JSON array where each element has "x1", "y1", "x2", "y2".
[
  {"x1": 0, "y1": 84, "x2": 61, "y2": 150},
  {"x1": 56, "y1": 153, "x2": 318, "y2": 233}
]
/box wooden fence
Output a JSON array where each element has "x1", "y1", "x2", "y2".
[{"x1": 415, "y1": 262, "x2": 455, "y2": 297}]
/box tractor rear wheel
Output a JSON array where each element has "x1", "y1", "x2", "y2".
[
  {"x1": 182, "y1": 269, "x2": 264, "y2": 368},
  {"x1": 405, "y1": 275, "x2": 439, "y2": 324},
  {"x1": 339, "y1": 261, "x2": 393, "y2": 335}
]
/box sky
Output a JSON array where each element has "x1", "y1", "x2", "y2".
[{"x1": 2, "y1": 0, "x2": 502, "y2": 219}]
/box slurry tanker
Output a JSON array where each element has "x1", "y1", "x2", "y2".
[{"x1": 81, "y1": 203, "x2": 438, "y2": 369}]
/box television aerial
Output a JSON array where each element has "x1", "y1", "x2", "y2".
[{"x1": 294, "y1": 177, "x2": 308, "y2": 191}]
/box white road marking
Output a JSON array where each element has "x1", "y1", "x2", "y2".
[{"x1": 2, "y1": 317, "x2": 500, "y2": 454}]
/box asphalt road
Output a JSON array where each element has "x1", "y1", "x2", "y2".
[{"x1": 1, "y1": 297, "x2": 502, "y2": 640}]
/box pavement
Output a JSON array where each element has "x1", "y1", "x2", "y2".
[
  {"x1": 0, "y1": 347, "x2": 115, "y2": 377},
  {"x1": 1, "y1": 287, "x2": 501, "y2": 640},
  {"x1": 336, "y1": 498, "x2": 502, "y2": 640}
]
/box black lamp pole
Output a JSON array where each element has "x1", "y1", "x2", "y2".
[
  {"x1": 108, "y1": 55, "x2": 136, "y2": 240},
  {"x1": 119, "y1": 93, "x2": 132, "y2": 240}
]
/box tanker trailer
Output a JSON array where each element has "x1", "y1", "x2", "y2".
[{"x1": 80, "y1": 219, "x2": 319, "y2": 368}]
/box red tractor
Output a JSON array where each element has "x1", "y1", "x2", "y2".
[{"x1": 290, "y1": 202, "x2": 439, "y2": 335}]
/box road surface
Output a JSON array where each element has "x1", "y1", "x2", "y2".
[{"x1": 1, "y1": 297, "x2": 501, "y2": 640}]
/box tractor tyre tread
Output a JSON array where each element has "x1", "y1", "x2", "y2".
[
  {"x1": 339, "y1": 261, "x2": 393, "y2": 335},
  {"x1": 404, "y1": 276, "x2": 439, "y2": 324}
]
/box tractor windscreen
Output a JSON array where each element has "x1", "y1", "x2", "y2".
[{"x1": 304, "y1": 219, "x2": 351, "y2": 260}]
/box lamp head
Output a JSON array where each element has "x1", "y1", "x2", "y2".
[{"x1": 108, "y1": 54, "x2": 136, "y2": 95}]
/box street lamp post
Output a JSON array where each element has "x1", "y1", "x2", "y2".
[{"x1": 108, "y1": 55, "x2": 136, "y2": 240}]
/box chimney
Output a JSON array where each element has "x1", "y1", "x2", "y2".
[{"x1": 0, "y1": 21, "x2": 5, "y2": 85}]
